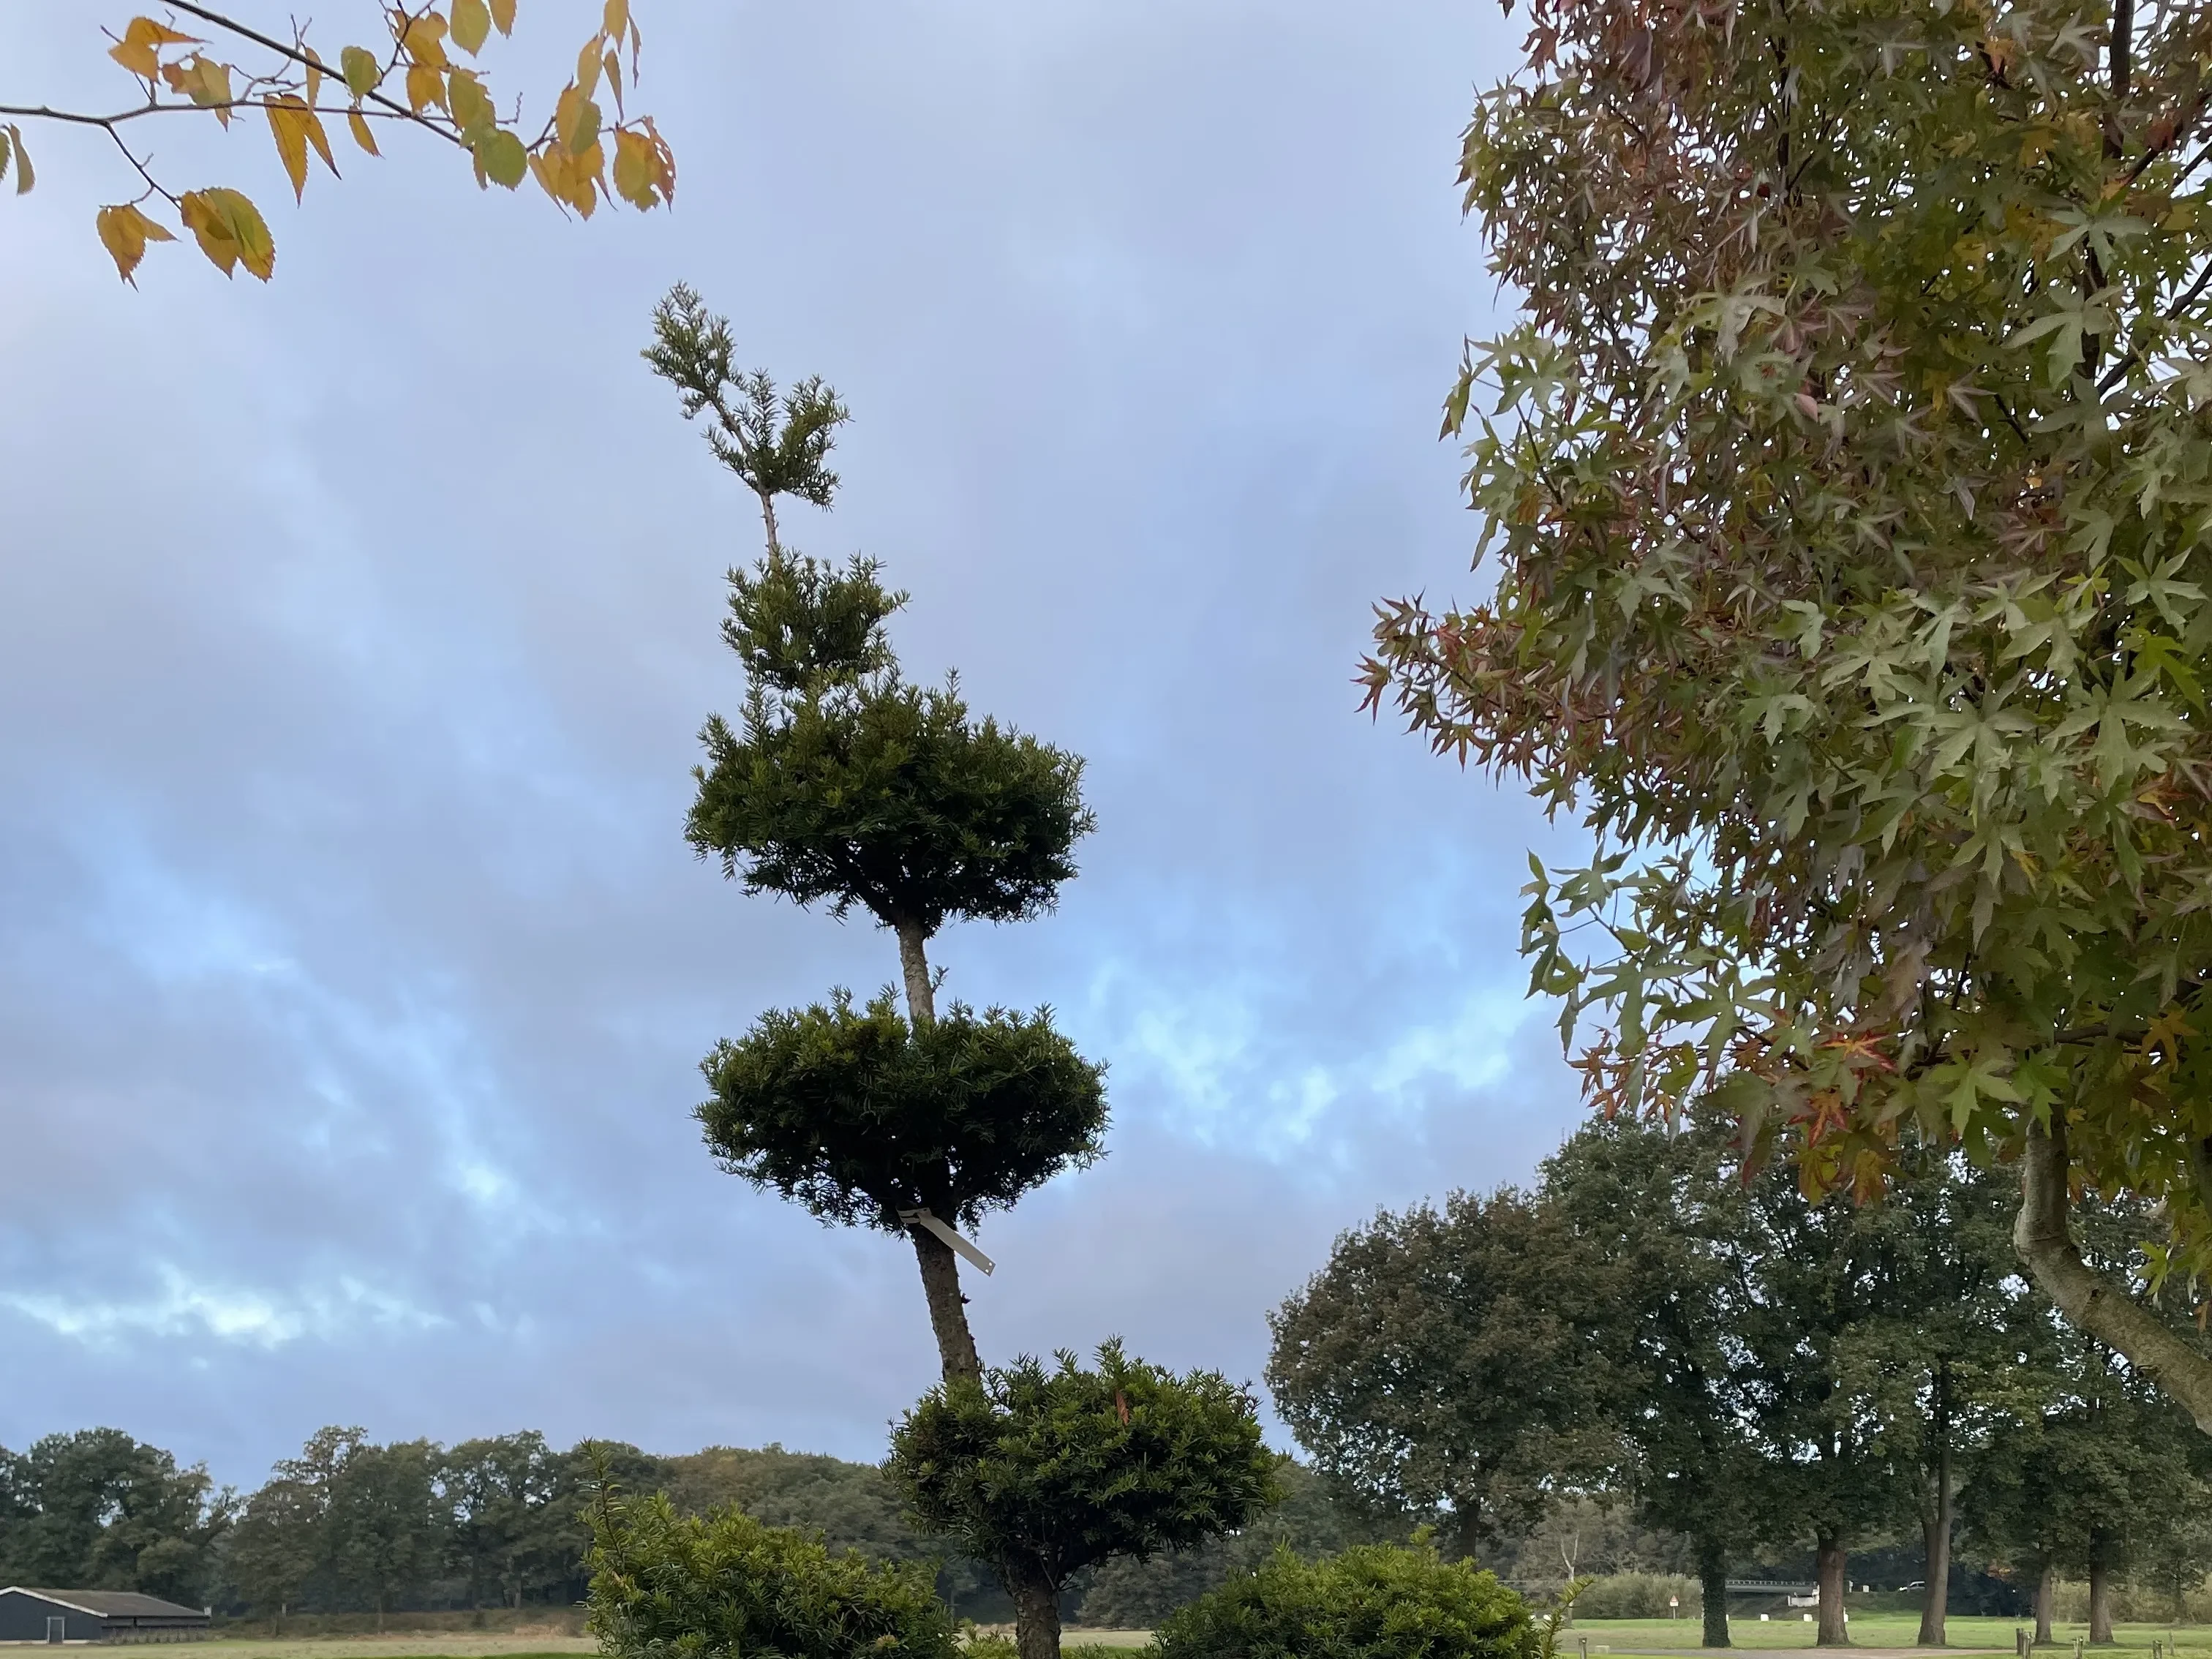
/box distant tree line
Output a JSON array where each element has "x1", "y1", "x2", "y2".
[
  {"x1": 1269, "y1": 1113, "x2": 2212, "y2": 1649},
  {"x1": 0, "y1": 1427, "x2": 1369, "y2": 1628}
]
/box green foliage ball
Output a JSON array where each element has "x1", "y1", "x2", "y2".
[
  {"x1": 587, "y1": 1488, "x2": 958, "y2": 1659},
  {"x1": 1154, "y1": 1543, "x2": 1537, "y2": 1659},
  {"x1": 698, "y1": 989, "x2": 1107, "y2": 1233},
  {"x1": 887, "y1": 1341, "x2": 1279, "y2": 1588}
]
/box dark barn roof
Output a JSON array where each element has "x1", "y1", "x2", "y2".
[{"x1": 4, "y1": 1590, "x2": 206, "y2": 1619}]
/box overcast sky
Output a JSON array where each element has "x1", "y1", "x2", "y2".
[{"x1": 0, "y1": 0, "x2": 1587, "y2": 1490}]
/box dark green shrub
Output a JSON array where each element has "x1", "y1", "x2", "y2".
[
  {"x1": 1568, "y1": 1573, "x2": 1698, "y2": 1621},
  {"x1": 1154, "y1": 1543, "x2": 1536, "y2": 1659},
  {"x1": 587, "y1": 1487, "x2": 958, "y2": 1659}
]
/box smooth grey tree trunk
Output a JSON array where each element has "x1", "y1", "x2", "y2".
[
  {"x1": 2089, "y1": 1560, "x2": 2115, "y2": 1645},
  {"x1": 2034, "y1": 1562, "x2": 2055, "y2": 1647}
]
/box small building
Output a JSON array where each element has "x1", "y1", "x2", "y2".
[{"x1": 0, "y1": 1590, "x2": 211, "y2": 1644}]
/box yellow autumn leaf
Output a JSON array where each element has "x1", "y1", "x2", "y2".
[
  {"x1": 179, "y1": 187, "x2": 275, "y2": 280},
  {"x1": 603, "y1": 49, "x2": 624, "y2": 117},
  {"x1": 109, "y1": 16, "x2": 200, "y2": 80},
  {"x1": 489, "y1": 0, "x2": 517, "y2": 34},
  {"x1": 405, "y1": 60, "x2": 448, "y2": 113},
  {"x1": 7, "y1": 124, "x2": 31, "y2": 195},
  {"x1": 94, "y1": 202, "x2": 175, "y2": 285},
  {"x1": 604, "y1": 0, "x2": 631, "y2": 40},
  {"x1": 401, "y1": 12, "x2": 448, "y2": 69},
  {"x1": 265, "y1": 97, "x2": 311, "y2": 200},
  {"x1": 188, "y1": 58, "x2": 236, "y2": 126},
  {"x1": 577, "y1": 37, "x2": 604, "y2": 100},
  {"x1": 611, "y1": 127, "x2": 655, "y2": 207},
  {"x1": 347, "y1": 108, "x2": 381, "y2": 156},
  {"x1": 451, "y1": 0, "x2": 492, "y2": 55},
  {"x1": 304, "y1": 45, "x2": 326, "y2": 107}
]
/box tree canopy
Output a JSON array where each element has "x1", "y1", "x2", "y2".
[
  {"x1": 1271, "y1": 1114, "x2": 2067, "y2": 1647},
  {"x1": 887, "y1": 1342, "x2": 1281, "y2": 1659},
  {"x1": 13, "y1": 5, "x2": 674, "y2": 285},
  {"x1": 1365, "y1": 0, "x2": 2212, "y2": 1419}
]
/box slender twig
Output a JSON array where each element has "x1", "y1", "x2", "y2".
[
  {"x1": 0, "y1": 99, "x2": 459, "y2": 127},
  {"x1": 157, "y1": 0, "x2": 464, "y2": 148}
]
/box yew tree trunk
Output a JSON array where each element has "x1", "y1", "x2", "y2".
[
  {"x1": 1816, "y1": 1535, "x2": 1850, "y2": 1647},
  {"x1": 913, "y1": 1225, "x2": 982, "y2": 1384},
  {"x1": 1919, "y1": 1357, "x2": 1954, "y2": 1647},
  {"x1": 1010, "y1": 1564, "x2": 1062, "y2": 1659},
  {"x1": 892, "y1": 917, "x2": 983, "y2": 1384},
  {"x1": 1698, "y1": 1540, "x2": 1731, "y2": 1649}
]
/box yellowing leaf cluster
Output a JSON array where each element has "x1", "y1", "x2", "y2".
[{"x1": 48, "y1": 6, "x2": 677, "y2": 285}]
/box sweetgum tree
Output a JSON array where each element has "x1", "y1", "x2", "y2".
[
  {"x1": 646, "y1": 283, "x2": 1107, "y2": 1385},
  {"x1": 1366, "y1": 0, "x2": 2212, "y2": 1417}
]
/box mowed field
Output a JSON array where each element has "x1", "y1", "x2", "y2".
[
  {"x1": 1576, "y1": 1614, "x2": 2206, "y2": 1653},
  {"x1": 176, "y1": 1619, "x2": 2212, "y2": 1658}
]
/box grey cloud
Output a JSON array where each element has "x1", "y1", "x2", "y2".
[{"x1": 0, "y1": 0, "x2": 1576, "y2": 1486}]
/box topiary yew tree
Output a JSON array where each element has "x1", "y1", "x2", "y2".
[
  {"x1": 887, "y1": 1341, "x2": 1281, "y2": 1659},
  {"x1": 646, "y1": 283, "x2": 1107, "y2": 1385},
  {"x1": 1366, "y1": 0, "x2": 2212, "y2": 1421}
]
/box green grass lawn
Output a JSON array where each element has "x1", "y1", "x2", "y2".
[
  {"x1": 191, "y1": 1643, "x2": 594, "y2": 1658},
  {"x1": 1575, "y1": 1614, "x2": 2212, "y2": 1652}
]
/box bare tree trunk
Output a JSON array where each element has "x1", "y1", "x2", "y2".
[
  {"x1": 2015, "y1": 1121, "x2": 2212, "y2": 1432},
  {"x1": 1816, "y1": 1535, "x2": 1850, "y2": 1647},
  {"x1": 912, "y1": 1225, "x2": 982, "y2": 1384},
  {"x1": 1010, "y1": 1565, "x2": 1062, "y2": 1659},
  {"x1": 891, "y1": 914, "x2": 982, "y2": 1383},
  {"x1": 2088, "y1": 1560, "x2": 2115, "y2": 1645},
  {"x1": 1919, "y1": 1356, "x2": 1953, "y2": 1647},
  {"x1": 896, "y1": 918, "x2": 935, "y2": 1028},
  {"x1": 2035, "y1": 1562, "x2": 2055, "y2": 1647},
  {"x1": 1698, "y1": 1539, "x2": 1731, "y2": 1649}
]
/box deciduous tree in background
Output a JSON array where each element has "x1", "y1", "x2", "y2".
[
  {"x1": 7, "y1": 4, "x2": 674, "y2": 285},
  {"x1": 1363, "y1": 0, "x2": 2212, "y2": 1417},
  {"x1": 643, "y1": 282, "x2": 1107, "y2": 1387}
]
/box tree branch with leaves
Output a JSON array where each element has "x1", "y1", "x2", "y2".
[{"x1": 5, "y1": 3, "x2": 674, "y2": 284}]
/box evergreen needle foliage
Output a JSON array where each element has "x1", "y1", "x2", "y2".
[
  {"x1": 644, "y1": 282, "x2": 1107, "y2": 1391},
  {"x1": 699, "y1": 990, "x2": 1107, "y2": 1235},
  {"x1": 887, "y1": 1342, "x2": 1281, "y2": 1659}
]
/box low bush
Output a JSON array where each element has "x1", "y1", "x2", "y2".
[
  {"x1": 587, "y1": 1486, "x2": 960, "y2": 1659},
  {"x1": 1155, "y1": 1543, "x2": 1537, "y2": 1659},
  {"x1": 1570, "y1": 1573, "x2": 1700, "y2": 1620}
]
